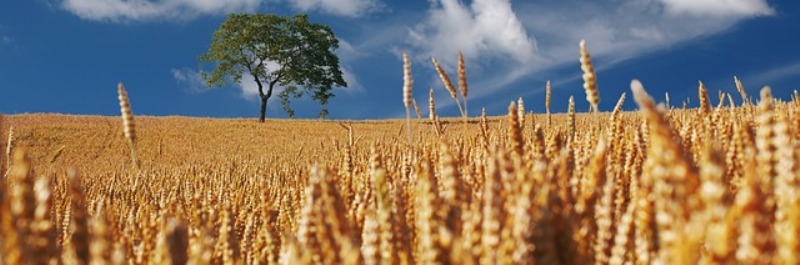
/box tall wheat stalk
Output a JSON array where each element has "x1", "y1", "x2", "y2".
[
  {"x1": 3, "y1": 125, "x2": 13, "y2": 176},
  {"x1": 117, "y1": 82, "x2": 138, "y2": 170},
  {"x1": 699, "y1": 81, "x2": 711, "y2": 114},
  {"x1": 458, "y1": 51, "x2": 469, "y2": 118},
  {"x1": 545, "y1": 80, "x2": 552, "y2": 126},
  {"x1": 734, "y1": 76, "x2": 749, "y2": 106},
  {"x1": 432, "y1": 56, "x2": 465, "y2": 118},
  {"x1": 580, "y1": 39, "x2": 600, "y2": 113},
  {"x1": 402, "y1": 52, "x2": 413, "y2": 144},
  {"x1": 411, "y1": 99, "x2": 422, "y2": 119},
  {"x1": 0, "y1": 115, "x2": 4, "y2": 176}
]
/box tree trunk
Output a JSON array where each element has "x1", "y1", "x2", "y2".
[
  {"x1": 254, "y1": 72, "x2": 278, "y2": 123},
  {"x1": 257, "y1": 83, "x2": 276, "y2": 123},
  {"x1": 259, "y1": 96, "x2": 268, "y2": 123}
]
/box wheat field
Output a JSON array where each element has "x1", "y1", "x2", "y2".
[{"x1": 2, "y1": 81, "x2": 800, "y2": 264}]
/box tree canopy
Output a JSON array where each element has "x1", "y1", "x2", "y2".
[{"x1": 201, "y1": 13, "x2": 347, "y2": 121}]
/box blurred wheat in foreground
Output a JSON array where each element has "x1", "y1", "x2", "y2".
[{"x1": 2, "y1": 68, "x2": 800, "y2": 264}]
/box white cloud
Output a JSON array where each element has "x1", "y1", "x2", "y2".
[
  {"x1": 406, "y1": 0, "x2": 536, "y2": 64},
  {"x1": 400, "y1": 0, "x2": 776, "y2": 102},
  {"x1": 334, "y1": 38, "x2": 363, "y2": 92},
  {"x1": 236, "y1": 60, "x2": 283, "y2": 99},
  {"x1": 659, "y1": 0, "x2": 774, "y2": 17},
  {"x1": 339, "y1": 67, "x2": 362, "y2": 92},
  {"x1": 58, "y1": 0, "x2": 383, "y2": 21},
  {"x1": 289, "y1": 0, "x2": 382, "y2": 17},
  {"x1": 745, "y1": 62, "x2": 800, "y2": 88},
  {"x1": 60, "y1": 0, "x2": 262, "y2": 22},
  {"x1": 516, "y1": 0, "x2": 775, "y2": 68},
  {"x1": 236, "y1": 60, "x2": 358, "y2": 98},
  {"x1": 171, "y1": 68, "x2": 208, "y2": 94}
]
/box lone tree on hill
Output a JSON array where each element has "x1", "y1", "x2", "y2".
[{"x1": 201, "y1": 13, "x2": 347, "y2": 122}]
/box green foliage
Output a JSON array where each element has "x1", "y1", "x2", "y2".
[
  {"x1": 278, "y1": 86, "x2": 302, "y2": 117},
  {"x1": 200, "y1": 13, "x2": 347, "y2": 120}
]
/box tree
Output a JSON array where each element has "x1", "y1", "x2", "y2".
[{"x1": 201, "y1": 13, "x2": 347, "y2": 122}]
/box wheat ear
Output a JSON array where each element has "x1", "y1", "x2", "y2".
[
  {"x1": 428, "y1": 87, "x2": 437, "y2": 122},
  {"x1": 545, "y1": 80, "x2": 552, "y2": 126},
  {"x1": 580, "y1": 39, "x2": 600, "y2": 112},
  {"x1": 429, "y1": 88, "x2": 443, "y2": 137},
  {"x1": 117, "y1": 82, "x2": 139, "y2": 170},
  {"x1": 458, "y1": 51, "x2": 469, "y2": 117},
  {"x1": 631, "y1": 79, "x2": 702, "y2": 263},
  {"x1": 568, "y1": 96, "x2": 576, "y2": 139},
  {"x1": 402, "y1": 52, "x2": 413, "y2": 144},
  {"x1": 508, "y1": 102, "x2": 524, "y2": 156},
  {"x1": 4, "y1": 125, "x2": 13, "y2": 175},
  {"x1": 411, "y1": 98, "x2": 422, "y2": 119},
  {"x1": 734, "y1": 76, "x2": 748, "y2": 106},
  {"x1": 517, "y1": 97, "x2": 526, "y2": 130},
  {"x1": 432, "y1": 57, "x2": 464, "y2": 117},
  {"x1": 698, "y1": 81, "x2": 711, "y2": 114}
]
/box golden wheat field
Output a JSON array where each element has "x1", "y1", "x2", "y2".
[{"x1": 2, "y1": 77, "x2": 800, "y2": 265}]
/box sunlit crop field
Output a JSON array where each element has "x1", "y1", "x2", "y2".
[{"x1": 2, "y1": 79, "x2": 800, "y2": 264}]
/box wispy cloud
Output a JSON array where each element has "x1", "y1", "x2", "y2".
[
  {"x1": 333, "y1": 38, "x2": 364, "y2": 93},
  {"x1": 288, "y1": 0, "x2": 383, "y2": 17},
  {"x1": 0, "y1": 24, "x2": 11, "y2": 46},
  {"x1": 171, "y1": 68, "x2": 208, "y2": 94},
  {"x1": 517, "y1": 0, "x2": 773, "y2": 66},
  {"x1": 57, "y1": 0, "x2": 383, "y2": 22},
  {"x1": 399, "y1": 0, "x2": 775, "y2": 103},
  {"x1": 659, "y1": 0, "x2": 774, "y2": 17},
  {"x1": 59, "y1": 0, "x2": 262, "y2": 22},
  {"x1": 745, "y1": 61, "x2": 800, "y2": 88},
  {"x1": 339, "y1": 67, "x2": 363, "y2": 92}
]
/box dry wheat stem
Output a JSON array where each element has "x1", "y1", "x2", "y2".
[
  {"x1": 117, "y1": 82, "x2": 139, "y2": 170},
  {"x1": 734, "y1": 76, "x2": 749, "y2": 106},
  {"x1": 412, "y1": 98, "x2": 422, "y2": 119},
  {"x1": 432, "y1": 57, "x2": 465, "y2": 118},
  {"x1": 402, "y1": 52, "x2": 413, "y2": 144},
  {"x1": 699, "y1": 81, "x2": 711, "y2": 114},
  {"x1": 546, "y1": 80, "x2": 552, "y2": 126},
  {"x1": 580, "y1": 39, "x2": 600, "y2": 113},
  {"x1": 458, "y1": 51, "x2": 469, "y2": 117}
]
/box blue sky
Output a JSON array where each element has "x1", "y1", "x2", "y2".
[{"x1": 1, "y1": 0, "x2": 798, "y2": 119}]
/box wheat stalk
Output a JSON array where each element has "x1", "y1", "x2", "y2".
[
  {"x1": 429, "y1": 88, "x2": 443, "y2": 137},
  {"x1": 580, "y1": 39, "x2": 600, "y2": 112},
  {"x1": 117, "y1": 82, "x2": 139, "y2": 170},
  {"x1": 508, "y1": 102, "x2": 524, "y2": 156},
  {"x1": 4, "y1": 125, "x2": 14, "y2": 174},
  {"x1": 411, "y1": 99, "x2": 422, "y2": 119},
  {"x1": 699, "y1": 81, "x2": 711, "y2": 114},
  {"x1": 458, "y1": 51, "x2": 469, "y2": 117},
  {"x1": 568, "y1": 96, "x2": 576, "y2": 139},
  {"x1": 632, "y1": 79, "x2": 702, "y2": 264},
  {"x1": 66, "y1": 168, "x2": 90, "y2": 264},
  {"x1": 432, "y1": 57, "x2": 465, "y2": 118},
  {"x1": 546, "y1": 80, "x2": 552, "y2": 126},
  {"x1": 402, "y1": 52, "x2": 414, "y2": 144},
  {"x1": 517, "y1": 97, "x2": 526, "y2": 130},
  {"x1": 428, "y1": 88, "x2": 437, "y2": 122},
  {"x1": 734, "y1": 76, "x2": 749, "y2": 106},
  {"x1": 0, "y1": 116, "x2": 5, "y2": 176}
]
